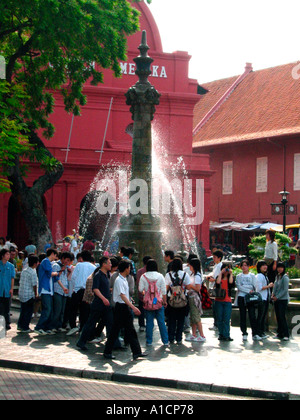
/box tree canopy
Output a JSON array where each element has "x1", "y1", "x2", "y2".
[{"x1": 0, "y1": 0, "x2": 152, "y2": 247}]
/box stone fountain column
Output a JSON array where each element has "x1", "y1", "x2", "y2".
[{"x1": 118, "y1": 31, "x2": 163, "y2": 271}]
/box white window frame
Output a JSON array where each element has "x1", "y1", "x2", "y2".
[
  {"x1": 222, "y1": 161, "x2": 233, "y2": 195},
  {"x1": 294, "y1": 153, "x2": 300, "y2": 191},
  {"x1": 256, "y1": 157, "x2": 268, "y2": 193}
]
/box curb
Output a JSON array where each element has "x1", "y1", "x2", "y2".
[{"x1": 0, "y1": 358, "x2": 297, "y2": 400}]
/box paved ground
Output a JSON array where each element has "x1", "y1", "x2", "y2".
[
  {"x1": 0, "y1": 368, "x2": 250, "y2": 400},
  {"x1": 1, "y1": 310, "x2": 300, "y2": 400}
]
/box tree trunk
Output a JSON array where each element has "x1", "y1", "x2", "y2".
[
  {"x1": 18, "y1": 187, "x2": 53, "y2": 252},
  {"x1": 7, "y1": 131, "x2": 64, "y2": 253}
]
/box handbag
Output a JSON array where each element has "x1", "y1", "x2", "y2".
[
  {"x1": 209, "y1": 287, "x2": 226, "y2": 299},
  {"x1": 244, "y1": 292, "x2": 262, "y2": 306}
]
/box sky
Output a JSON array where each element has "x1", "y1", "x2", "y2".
[{"x1": 147, "y1": 0, "x2": 300, "y2": 83}]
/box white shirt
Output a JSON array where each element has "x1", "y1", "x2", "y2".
[
  {"x1": 113, "y1": 274, "x2": 129, "y2": 304},
  {"x1": 207, "y1": 261, "x2": 222, "y2": 289},
  {"x1": 190, "y1": 272, "x2": 203, "y2": 287},
  {"x1": 264, "y1": 241, "x2": 278, "y2": 261},
  {"x1": 139, "y1": 272, "x2": 167, "y2": 297},
  {"x1": 71, "y1": 239, "x2": 79, "y2": 257},
  {"x1": 71, "y1": 262, "x2": 95, "y2": 293},
  {"x1": 255, "y1": 273, "x2": 269, "y2": 301},
  {"x1": 236, "y1": 272, "x2": 256, "y2": 297},
  {"x1": 211, "y1": 262, "x2": 222, "y2": 280},
  {"x1": 183, "y1": 263, "x2": 192, "y2": 276}
]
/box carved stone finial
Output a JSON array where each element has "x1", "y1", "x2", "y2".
[{"x1": 134, "y1": 30, "x2": 153, "y2": 84}]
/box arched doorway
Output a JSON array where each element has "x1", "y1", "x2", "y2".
[
  {"x1": 7, "y1": 195, "x2": 47, "y2": 250},
  {"x1": 79, "y1": 191, "x2": 118, "y2": 251}
]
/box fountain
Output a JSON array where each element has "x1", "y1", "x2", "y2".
[
  {"x1": 117, "y1": 30, "x2": 163, "y2": 270},
  {"x1": 77, "y1": 31, "x2": 202, "y2": 270}
]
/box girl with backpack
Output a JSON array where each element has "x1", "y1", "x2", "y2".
[
  {"x1": 139, "y1": 259, "x2": 169, "y2": 347},
  {"x1": 165, "y1": 258, "x2": 191, "y2": 344},
  {"x1": 186, "y1": 258, "x2": 206, "y2": 342}
]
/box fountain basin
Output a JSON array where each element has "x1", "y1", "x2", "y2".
[{"x1": 118, "y1": 226, "x2": 164, "y2": 272}]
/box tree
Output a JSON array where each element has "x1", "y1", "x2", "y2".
[
  {"x1": 0, "y1": 0, "x2": 152, "y2": 250},
  {"x1": 248, "y1": 232, "x2": 297, "y2": 263},
  {"x1": 0, "y1": 80, "x2": 31, "y2": 193}
]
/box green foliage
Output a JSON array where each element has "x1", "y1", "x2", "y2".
[
  {"x1": 287, "y1": 267, "x2": 300, "y2": 280},
  {"x1": 232, "y1": 267, "x2": 258, "y2": 277},
  {"x1": 248, "y1": 232, "x2": 298, "y2": 262},
  {"x1": 0, "y1": 0, "x2": 151, "y2": 190},
  {"x1": 0, "y1": 80, "x2": 31, "y2": 192}
]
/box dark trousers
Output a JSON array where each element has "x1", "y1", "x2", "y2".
[
  {"x1": 69, "y1": 289, "x2": 90, "y2": 330},
  {"x1": 77, "y1": 302, "x2": 113, "y2": 347},
  {"x1": 18, "y1": 298, "x2": 35, "y2": 330},
  {"x1": 104, "y1": 303, "x2": 141, "y2": 356},
  {"x1": 91, "y1": 307, "x2": 122, "y2": 349},
  {"x1": 168, "y1": 306, "x2": 186, "y2": 343},
  {"x1": 238, "y1": 296, "x2": 259, "y2": 336},
  {"x1": 49, "y1": 293, "x2": 67, "y2": 330},
  {"x1": 0, "y1": 297, "x2": 11, "y2": 329},
  {"x1": 138, "y1": 299, "x2": 145, "y2": 328},
  {"x1": 35, "y1": 294, "x2": 53, "y2": 331},
  {"x1": 62, "y1": 297, "x2": 72, "y2": 328},
  {"x1": 257, "y1": 300, "x2": 269, "y2": 336},
  {"x1": 274, "y1": 300, "x2": 289, "y2": 338},
  {"x1": 267, "y1": 263, "x2": 276, "y2": 284}
]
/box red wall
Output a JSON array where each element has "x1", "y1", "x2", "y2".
[
  {"x1": 0, "y1": 1, "x2": 213, "y2": 253},
  {"x1": 205, "y1": 136, "x2": 300, "y2": 225}
]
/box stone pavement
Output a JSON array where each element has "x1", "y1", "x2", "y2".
[
  {"x1": 0, "y1": 368, "x2": 248, "y2": 400},
  {"x1": 1, "y1": 310, "x2": 300, "y2": 400}
]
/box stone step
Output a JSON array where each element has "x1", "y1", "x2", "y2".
[
  {"x1": 289, "y1": 288, "x2": 300, "y2": 298},
  {"x1": 290, "y1": 279, "x2": 300, "y2": 289}
]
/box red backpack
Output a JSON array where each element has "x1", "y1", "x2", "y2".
[
  {"x1": 200, "y1": 284, "x2": 212, "y2": 310},
  {"x1": 143, "y1": 276, "x2": 163, "y2": 311}
]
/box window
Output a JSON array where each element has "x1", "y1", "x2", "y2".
[
  {"x1": 294, "y1": 154, "x2": 300, "y2": 191},
  {"x1": 256, "y1": 157, "x2": 268, "y2": 193},
  {"x1": 222, "y1": 161, "x2": 233, "y2": 195}
]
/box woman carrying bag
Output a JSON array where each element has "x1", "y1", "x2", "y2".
[
  {"x1": 236, "y1": 260, "x2": 262, "y2": 342},
  {"x1": 186, "y1": 258, "x2": 206, "y2": 343},
  {"x1": 215, "y1": 262, "x2": 235, "y2": 342},
  {"x1": 139, "y1": 259, "x2": 169, "y2": 347}
]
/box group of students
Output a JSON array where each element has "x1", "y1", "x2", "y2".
[
  {"x1": 1, "y1": 235, "x2": 291, "y2": 361},
  {"x1": 77, "y1": 252, "x2": 207, "y2": 360},
  {"x1": 207, "y1": 230, "x2": 290, "y2": 342},
  {"x1": 12, "y1": 244, "x2": 207, "y2": 360}
]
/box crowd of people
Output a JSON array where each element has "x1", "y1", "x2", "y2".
[{"x1": 0, "y1": 229, "x2": 291, "y2": 362}]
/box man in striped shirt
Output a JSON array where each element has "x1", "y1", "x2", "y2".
[{"x1": 18, "y1": 255, "x2": 39, "y2": 332}]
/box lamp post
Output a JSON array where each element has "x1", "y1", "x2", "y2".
[
  {"x1": 280, "y1": 190, "x2": 289, "y2": 234},
  {"x1": 271, "y1": 190, "x2": 297, "y2": 234}
]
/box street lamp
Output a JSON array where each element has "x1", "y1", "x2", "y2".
[
  {"x1": 279, "y1": 190, "x2": 290, "y2": 203},
  {"x1": 271, "y1": 190, "x2": 297, "y2": 234},
  {"x1": 280, "y1": 190, "x2": 289, "y2": 234}
]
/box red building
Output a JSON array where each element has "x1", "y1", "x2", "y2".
[
  {"x1": 193, "y1": 62, "x2": 300, "y2": 248},
  {"x1": 1, "y1": 1, "x2": 213, "y2": 252}
]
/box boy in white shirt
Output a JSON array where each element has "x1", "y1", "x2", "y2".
[{"x1": 103, "y1": 260, "x2": 147, "y2": 360}]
